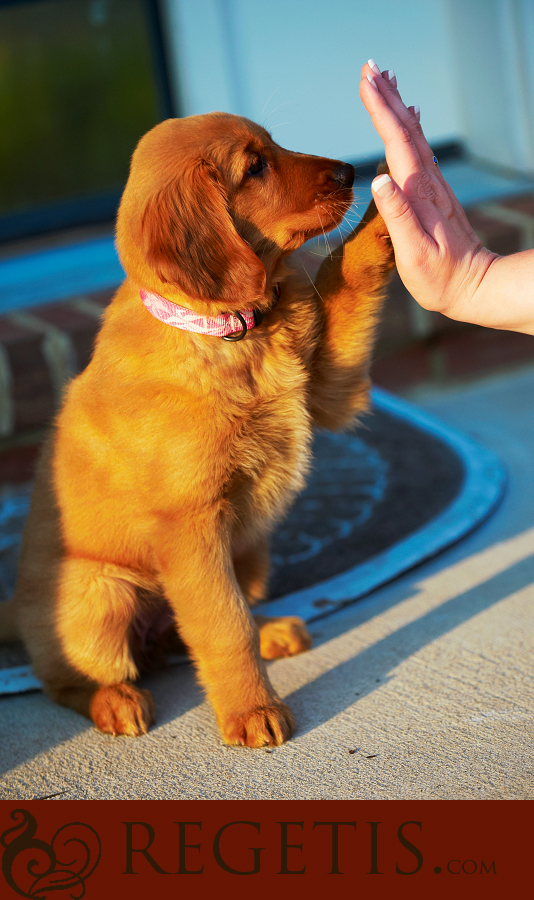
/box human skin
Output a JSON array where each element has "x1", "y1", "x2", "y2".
[{"x1": 360, "y1": 59, "x2": 534, "y2": 336}]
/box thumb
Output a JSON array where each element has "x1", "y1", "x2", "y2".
[{"x1": 371, "y1": 173, "x2": 427, "y2": 252}]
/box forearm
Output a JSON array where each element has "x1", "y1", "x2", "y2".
[{"x1": 463, "y1": 250, "x2": 534, "y2": 335}]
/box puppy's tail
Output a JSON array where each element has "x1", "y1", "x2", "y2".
[{"x1": 0, "y1": 598, "x2": 20, "y2": 642}]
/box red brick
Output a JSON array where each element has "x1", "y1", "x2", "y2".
[
  {"x1": 372, "y1": 342, "x2": 432, "y2": 391},
  {"x1": 29, "y1": 302, "x2": 98, "y2": 331},
  {"x1": 428, "y1": 311, "x2": 470, "y2": 337},
  {"x1": 0, "y1": 442, "x2": 42, "y2": 485},
  {"x1": 465, "y1": 208, "x2": 522, "y2": 256},
  {"x1": 85, "y1": 287, "x2": 116, "y2": 307},
  {"x1": 377, "y1": 273, "x2": 413, "y2": 345},
  {"x1": 438, "y1": 327, "x2": 534, "y2": 379},
  {"x1": 28, "y1": 302, "x2": 100, "y2": 372},
  {"x1": 72, "y1": 330, "x2": 98, "y2": 372},
  {"x1": 6, "y1": 336, "x2": 55, "y2": 432},
  {"x1": 0, "y1": 317, "x2": 38, "y2": 344},
  {"x1": 502, "y1": 195, "x2": 534, "y2": 216}
]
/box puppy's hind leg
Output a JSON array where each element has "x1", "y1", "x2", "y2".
[
  {"x1": 233, "y1": 534, "x2": 312, "y2": 661},
  {"x1": 254, "y1": 614, "x2": 312, "y2": 660},
  {"x1": 20, "y1": 558, "x2": 155, "y2": 736},
  {"x1": 232, "y1": 533, "x2": 270, "y2": 606}
]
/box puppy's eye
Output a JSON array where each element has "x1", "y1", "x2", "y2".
[{"x1": 248, "y1": 155, "x2": 265, "y2": 176}]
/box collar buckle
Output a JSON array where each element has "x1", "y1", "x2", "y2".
[{"x1": 222, "y1": 311, "x2": 248, "y2": 341}]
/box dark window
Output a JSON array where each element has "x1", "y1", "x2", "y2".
[{"x1": 0, "y1": 0, "x2": 176, "y2": 240}]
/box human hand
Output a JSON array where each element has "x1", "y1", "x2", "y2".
[{"x1": 359, "y1": 60, "x2": 497, "y2": 323}]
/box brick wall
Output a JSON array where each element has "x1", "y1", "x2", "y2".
[
  {"x1": 1, "y1": 193, "x2": 534, "y2": 479},
  {"x1": 0, "y1": 291, "x2": 112, "y2": 441},
  {"x1": 371, "y1": 194, "x2": 534, "y2": 392}
]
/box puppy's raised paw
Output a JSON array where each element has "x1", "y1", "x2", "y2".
[
  {"x1": 256, "y1": 615, "x2": 312, "y2": 660},
  {"x1": 90, "y1": 682, "x2": 156, "y2": 737},
  {"x1": 222, "y1": 702, "x2": 295, "y2": 748}
]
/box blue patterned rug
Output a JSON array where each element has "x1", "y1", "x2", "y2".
[{"x1": 0, "y1": 388, "x2": 505, "y2": 693}]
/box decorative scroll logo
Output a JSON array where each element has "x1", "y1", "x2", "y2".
[{"x1": 1, "y1": 809, "x2": 101, "y2": 898}]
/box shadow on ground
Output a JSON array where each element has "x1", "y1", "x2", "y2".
[
  {"x1": 284, "y1": 551, "x2": 534, "y2": 737},
  {"x1": 1, "y1": 547, "x2": 532, "y2": 783}
]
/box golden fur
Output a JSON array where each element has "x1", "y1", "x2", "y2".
[{"x1": 1, "y1": 113, "x2": 394, "y2": 745}]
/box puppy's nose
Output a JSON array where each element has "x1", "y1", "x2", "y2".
[{"x1": 333, "y1": 163, "x2": 355, "y2": 188}]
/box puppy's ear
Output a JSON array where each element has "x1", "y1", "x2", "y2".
[{"x1": 142, "y1": 161, "x2": 266, "y2": 303}]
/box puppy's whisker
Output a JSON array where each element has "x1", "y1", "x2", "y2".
[
  {"x1": 333, "y1": 208, "x2": 360, "y2": 226},
  {"x1": 324, "y1": 208, "x2": 348, "y2": 248},
  {"x1": 330, "y1": 203, "x2": 356, "y2": 219},
  {"x1": 300, "y1": 262, "x2": 326, "y2": 304},
  {"x1": 315, "y1": 207, "x2": 332, "y2": 258},
  {"x1": 339, "y1": 215, "x2": 359, "y2": 228},
  {"x1": 336, "y1": 224, "x2": 346, "y2": 245},
  {"x1": 328, "y1": 186, "x2": 353, "y2": 199},
  {"x1": 260, "y1": 87, "x2": 281, "y2": 120},
  {"x1": 262, "y1": 99, "x2": 292, "y2": 129},
  {"x1": 303, "y1": 248, "x2": 333, "y2": 258}
]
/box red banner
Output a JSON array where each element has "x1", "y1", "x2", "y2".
[{"x1": 0, "y1": 800, "x2": 530, "y2": 898}]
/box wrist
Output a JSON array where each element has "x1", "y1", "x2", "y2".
[{"x1": 443, "y1": 247, "x2": 500, "y2": 324}]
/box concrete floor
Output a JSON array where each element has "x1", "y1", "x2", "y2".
[{"x1": 0, "y1": 366, "x2": 533, "y2": 800}]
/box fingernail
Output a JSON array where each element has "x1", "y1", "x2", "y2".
[
  {"x1": 413, "y1": 105, "x2": 420, "y2": 122},
  {"x1": 368, "y1": 58, "x2": 381, "y2": 76},
  {"x1": 372, "y1": 173, "x2": 392, "y2": 196},
  {"x1": 388, "y1": 69, "x2": 397, "y2": 87},
  {"x1": 366, "y1": 73, "x2": 378, "y2": 91}
]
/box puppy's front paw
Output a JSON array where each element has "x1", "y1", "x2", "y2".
[
  {"x1": 258, "y1": 616, "x2": 312, "y2": 660},
  {"x1": 222, "y1": 702, "x2": 295, "y2": 747},
  {"x1": 90, "y1": 682, "x2": 156, "y2": 736}
]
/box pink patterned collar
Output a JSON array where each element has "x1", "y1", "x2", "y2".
[{"x1": 140, "y1": 286, "x2": 280, "y2": 341}]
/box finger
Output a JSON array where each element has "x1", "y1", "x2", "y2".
[
  {"x1": 382, "y1": 68, "x2": 397, "y2": 90},
  {"x1": 361, "y1": 63, "x2": 471, "y2": 230},
  {"x1": 361, "y1": 61, "x2": 419, "y2": 151},
  {"x1": 361, "y1": 64, "x2": 455, "y2": 217},
  {"x1": 362, "y1": 62, "x2": 437, "y2": 172},
  {"x1": 360, "y1": 70, "x2": 427, "y2": 185},
  {"x1": 371, "y1": 172, "x2": 436, "y2": 261},
  {"x1": 400, "y1": 104, "x2": 471, "y2": 222},
  {"x1": 374, "y1": 76, "x2": 461, "y2": 213}
]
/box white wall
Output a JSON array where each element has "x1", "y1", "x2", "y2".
[
  {"x1": 161, "y1": 0, "x2": 534, "y2": 174},
  {"x1": 446, "y1": 0, "x2": 534, "y2": 174}
]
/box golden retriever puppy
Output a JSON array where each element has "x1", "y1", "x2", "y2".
[{"x1": 1, "y1": 113, "x2": 394, "y2": 746}]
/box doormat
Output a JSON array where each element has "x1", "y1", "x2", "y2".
[{"x1": 0, "y1": 388, "x2": 506, "y2": 694}]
